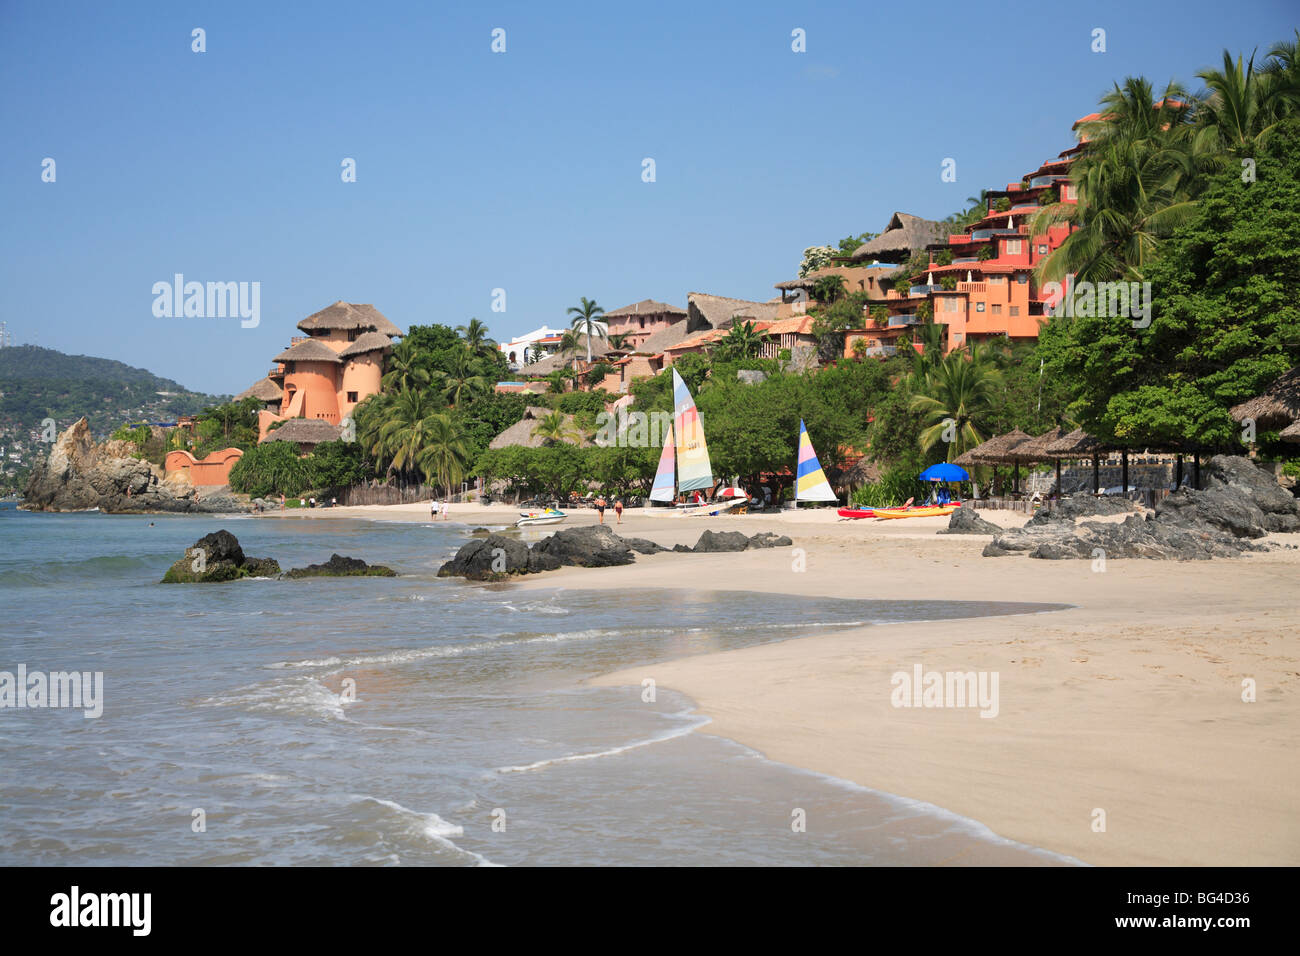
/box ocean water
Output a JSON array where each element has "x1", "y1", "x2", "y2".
[{"x1": 0, "y1": 505, "x2": 1076, "y2": 866}]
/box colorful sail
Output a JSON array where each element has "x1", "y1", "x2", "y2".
[
  {"x1": 649, "y1": 423, "x2": 677, "y2": 502},
  {"x1": 795, "y1": 419, "x2": 837, "y2": 502},
  {"x1": 672, "y1": 369, "x2": 713, "y2": 492}
]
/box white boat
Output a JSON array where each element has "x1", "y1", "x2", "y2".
[{"x1": 516, "y1": 508, "x2": 566, "y2": 528}]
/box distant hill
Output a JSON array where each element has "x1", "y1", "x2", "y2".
[{"x1": 0, "y1": 345, "x2": 228, "y2": 440}]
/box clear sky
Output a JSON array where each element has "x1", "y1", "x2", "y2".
[{"x1": 2, "y1": 0, "x2": 1296, "y2": 394}]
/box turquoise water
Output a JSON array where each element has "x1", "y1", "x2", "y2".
[{"x1": 0, "y1": 505, "x2": 1075, "y2": 866}]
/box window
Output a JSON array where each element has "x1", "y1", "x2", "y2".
[
  {"x1": 1037, "y1": 244, "x2": 1048, "y2": 255},
  {"x1": 1017, "y1": 274, "x2": 1028, "y2": 283},
  {"x1": 992, "y1": 304, "x2": 1003, "y2": 315},
  {"x1": 348, "y1": 329, "x2": 360, "y2": 341},
  {"x1": 989, "y1": 275, "x2": 1006, "y2": 285},
  {"x1": 346, "y1": 391, "x2": 358, "y2": 403},
  {"x1": 1010, "y1": 306, "x2": 1020, "y2": 317},
  {"x1": 1005, "y1": 239, "x2": 1022, "y2": 255},
  {"x1": 975, "y1": 302, "x2": 985, "y2": 313},
  {"x1": 942, "y1": 297, "x2": 960, "y2": 312},
  {"x1": 1063, "y1": 184, "x2": 1076, "y2": 200}
]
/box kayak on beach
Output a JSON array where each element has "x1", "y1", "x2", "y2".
[
  {"x1": 838, "y1": 502, "x2": 961, "y2": 519},
  {"x1": 872, "y1": 504, "x2": 960, "y2": 519}
]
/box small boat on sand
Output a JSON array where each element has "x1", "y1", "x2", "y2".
[
  {"x1": 839, "y1": 502, "x2": 962, "y2": 519},
  {"x1": 516, "y1": 508, "x2": 566, "y2": 527},
  {"x1": 872, "y1": 504, "x2": 959, "y2": 519}
]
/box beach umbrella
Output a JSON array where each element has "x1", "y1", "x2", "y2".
[{"x1": 919, "y1": 463, "x2": 969, "y2": 482}]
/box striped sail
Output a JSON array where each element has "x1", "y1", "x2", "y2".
[
  {"x1": 649, "y1": 423, "x2": 677, "y2": 502},
  {"x1": 795, "y1": 419, "x2": 837, "y2": 502},
  {"x1": 672, "y1": 369, "x2": 713, "y2": 492}
]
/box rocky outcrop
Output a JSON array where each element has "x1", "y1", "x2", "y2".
[
  {"x1": 285, "y1": 554, "x2": 397, "y2": 578},
  {"x1": 938, "y1": 507, "x2": 1004, "y2": 535},
  {"x1": 161, "y1": 530, "x2": 280, "y2": 582},
  {"x1": 1024, "y1": 494, "x2": 1138, "y2": 527},
  {"x1": 23, "y1": 418, "x2": 250, "y2": 513},
  {"x1": 437, "y1": 526, "x2": 792, "y2": 580},
  {"x1": 984, "y1": 456, "x2": 1299, "y2": 560}
]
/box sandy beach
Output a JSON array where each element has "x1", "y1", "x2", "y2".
[{"x1": 265, "y1": 501, "x2": 1300, "y2": 866}]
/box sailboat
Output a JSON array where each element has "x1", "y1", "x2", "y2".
[
  {"x1": 794, "y1": 419, "x2": 838, "y2": 505},
  {"x1": 648, "y1": 369, "x2": 739, "y2": 514}
]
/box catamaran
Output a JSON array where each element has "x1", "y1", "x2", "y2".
[
  {"x1": 648, "y1": 369, "x2": 742, "y2": 514},
  {"x1": 794, "y1": 419, "x2": 838, "y2": 506}
]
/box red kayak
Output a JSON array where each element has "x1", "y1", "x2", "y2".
[{"x1": 838, "y1": 503, "x2": 961, "y2": 519}]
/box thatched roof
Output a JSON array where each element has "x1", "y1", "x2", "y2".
[
  {"x1": 487, "y1": 406, "x2": 591, "y2": 449},
  {"x1": 1230, "y1": 367, "x2": 1300, "y2": 429},
  {"x1": 604, "y1": 299, "x2": 686, "y2": 318},
  {"x1": 297, "y1": 301, "x2": 403, "y2": 337},
  {"x1": 235, "y1": 377, "x2": 283, "y2": 403},
  {"x1": 260, "y1": 418, "x2": 341, "y2": 445},
  {"x1": 850, "y1": 213, "x2": 949, "y2": 263},
  {"x1": 687, "y1": 292, "x2": 781, "y2": 330},
  {"x1": 1280, "y1": 419, "x2": 1300, "y2": 443},
  {"x1": 774, "y1": 278, "x2": 820, "y2": 291},
  {"x1": 1005, "y1": 426, "x2": 1069, "y2": 463},
  {"x1": 274, "y1": 339, "x2": 343, "y2": 364},
  {"x1": 839, "y1": 456, "x2": 881, "y2": 486},
  {"x1": 518, "y1": 334, "x2": 612, "y2": 376},
  {"x1": 1043, "y1": 427, "x2": 1109, "y2": 458},
  {"x1": 952, "y1": 429, "x2": 1033, "y2": 465},
  {"x1": 637, "y1": 319, "x2": 694, "y2": 354},
  {"x1": 338, "y1": 331, "x2": 394, "y2": 359}
]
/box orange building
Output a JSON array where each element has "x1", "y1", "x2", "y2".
[
  {"x1": 602, "y1": 299, "x2": 687, "y2": 350},
  {"x1": 246, "y1": 301, "x2": 403, "y2": 442},
  {"x1": 163, "y1": 447, "x2": 244, "y2": 485}
]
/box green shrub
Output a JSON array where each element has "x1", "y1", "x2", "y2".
[{"x1": 228, "y1": 441, "x2": 311, "y2": 498}]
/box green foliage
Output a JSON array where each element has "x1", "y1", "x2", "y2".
[
  {"x1": 811, "y1": 274, "x2": 847, "y2": 303},
  {"x1": 934, "y1": 248, "x2": 954, "y2": 267},
  {"x1": 713, "y1": 320, "x2": 766, "y2": 362},
  {"x1": 940, "y1": 275, "x2": 957, "y2": 291},
  {"x1": 994, "y1": 197, "x2": 1011, "y2": 212},
  {"x1": 851, "y1": 465, "x2": 929, "y2": 508},
  {"x1": 228, "y1": 441, "x2": 312, "y2": 498},
  {"x1": 977, "y1": 245, "x2": 995, "y2": 261},
  {"x1": 837, "y1": 232, "x2": 877, "y2": 257},
  {"x1": 308, "y1": 440, "x2": 368, "y2": 490}
]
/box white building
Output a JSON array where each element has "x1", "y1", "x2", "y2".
[{"x1": 498, "y1": 325, "x2": 565, "y2": 367}]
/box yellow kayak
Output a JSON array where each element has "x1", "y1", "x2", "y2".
[{"x1": 872, "y1": 505, "x2": 958, "y2": 519}]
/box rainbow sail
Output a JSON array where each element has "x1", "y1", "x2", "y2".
[
  {"x1": 795, "y1": 419, "x2": 837, "y2": 502},
  {"x1": 649, "y1": 423, "x2": 676, "y2": 502},
  {"x1": 672, "y1": 369, "x2": 713, "y2": 492}
]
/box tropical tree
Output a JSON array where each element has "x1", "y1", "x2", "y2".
[
  {"x1": 533, "y1": 410, "x2": 579, "y2": 446},
  {"x1": 442, "y1": 348, "x2": 488, "y2": 408},
  {"x1": 381, "y1": 339, "x2": 432, "y2": 392},
  {"x1": 606, "y1": 332, "x2": 632, "y2": 351},
  {"x1": 377, "y1": 388, "x2": 446, "y2": 478},
  {"x1": 416, "y1": 415, "x2": 470, "y2": 498},
  {"x1": 1194, "y1": 48, "x2": 1299, "y2": 156},
  {"x1": 908, "y1": 345, "x2": 1003, "y2": 462},
  {"x1": 567, "y1": 296, "x2": 607, "y2": 364},
  {"x1": 714, "y1": 320, "x2": 766, "y2": 362},
  {"x1": 456, "y1": 318, "x2": 498, "y2": 358},
  {"x1": 811, "y1": 274, "x2": 847, "y2": 303}
]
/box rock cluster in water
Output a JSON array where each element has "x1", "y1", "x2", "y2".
[
  {"x1": 983, "y1": 456, "x2": 1300, "y2": 560},
  {"x1": 23, "y1": 418, "x2": 249, "y2": 514},
  {"x1": 437, "y1": 524, "x2": 792, "y2": 581},
  {"x1": 161, "y1": 530, "x2": 393, "y2": 583}
]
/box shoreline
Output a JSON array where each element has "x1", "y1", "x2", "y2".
[{"x1": 256, "y1": 501, "x2": 1300, "y2": 865}]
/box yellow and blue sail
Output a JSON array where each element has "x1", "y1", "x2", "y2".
[
  {"x1": 795, "y1": 419, "x2": 837, "y2": 502},
  {"x1": 672, "y1": 369, "x2": 713, "y2": 492},
  {"x1": 649, "y1": 423, "x2": 677, "y2": 502}
]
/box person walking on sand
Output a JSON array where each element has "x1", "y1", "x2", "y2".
[
  {"x1": 431, "y1": 499, "x2": 440, "y2": 520},
  {"x1": 614, "y1": 498, "x2": 623, "y2": 524},
  {"x1": 595, "y1": 496, "x2": 607, "y2": 524},
  {"x1": 441, "y1": 499, "x2": 450, "y2": 520},
  {"x1": 280, "y1": 493, "x2": 286, "y2": 511}
]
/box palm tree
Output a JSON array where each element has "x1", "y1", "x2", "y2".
[
  {"x1": 416, "y1": 414, "x2": 470, "y2": 499},
  {"x1": 567, "y1": 296, "x2": 607, "y2": 363},
  {"x1": 456, "y1": 318, "x2": 497, "y2": 358},
  {"x1": 811, "y1": 274, "x2": 846, "y2": 303},
  {"x1": 1195, "y1": 44, "x2": 1300, "y2": 155},
  {"x1": 909, "y1": 346, "x2": 1003, "y2": 462},
  {"x1": 606, "y1": 332, "x2": 632, "y2": 351},
  {"x1": 381, "y1": 339, "x2": 431, "y2": 392},
  {"x1": 533, "y1": 410, "x2": 579, "y2": 445},
  {"x1": 351, "y1": 392, "x2": 393, "y2": 463},
  {"x1": 442, "y1": 348, "x2": 488, "y2": 408},
  {"x1": 714, "y1": 320, "x2": 766, "y2": 362},
  {"x1": 901, "y1": 320, "x2": 947, "y2": 383},
  {"x1": 377, "y1": 388, "x2": 445, "y2": 478}
]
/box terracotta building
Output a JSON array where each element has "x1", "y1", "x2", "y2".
[{"x1": 602, "y1": 299, "x2": 687, "y2": 350}]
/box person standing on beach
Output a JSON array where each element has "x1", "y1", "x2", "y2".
[
  {"x1": 595, "y1": 496, "x2": 607, "y2": 524},
  {"x1": 431, "y1": 499, "x2": 440, "y2": 520},
  {"x1": 614, "y1": 498, "x2": 623, "y2": 524},
  {"x1": 280, "y1": 493, "x2": 286, "y2": 511},
  {"x1": 441, "y1": 499, "x2": 449, "y2": 520}
]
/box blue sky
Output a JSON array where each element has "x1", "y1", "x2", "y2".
[{"x1": 1, "y1": 0, "x2": 1296, "y2": 394}]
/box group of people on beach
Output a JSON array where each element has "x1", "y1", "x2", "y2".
[
  {"x1": 430, "y1": 499, "x2": 449, "y2": 520},
  {"x1": 592, "y1": 496, "x2": 624, "y2": 525}
]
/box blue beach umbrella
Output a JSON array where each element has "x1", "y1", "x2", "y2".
[{"x1": 919, "y1": 462, "x2": 969, "y2": 482}]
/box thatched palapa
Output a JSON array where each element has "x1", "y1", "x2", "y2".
[
  {"x1": 953, "y1": 429, "x2": 1033, "y2": 465},
  {"x1": 1230, "y1": 367, "x2": 1300, "y2": 429},
  {"x1": 235, "y1": 377, "x2": 283, "y2": 403},
  {"x1": 850, "y1": 212, "x2": 949, "y2": 263},
  {"x1": 338, "y1": 331, "x2": 394, "y2": 359},
  {"x1": 1043, "y1": 427, "x2": 1110, "y2": 458},
  {"x1": 260, "y1": 418, "x2": 341, "y2": 447},
  {"x1": 274, "y1": 339, "x2": 343, "y2": 364},
  {"x1": 297, "y1": 301, "x2": 403, "y2": 338},
  {"x1": 1005, "y1": 426, "x2": 1070, "y2": 463},
  {"x1": 488, "y1": 407, "x2": 591, "y2": 449}
]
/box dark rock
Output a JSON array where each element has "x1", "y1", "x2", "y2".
[
  {"x1": 623, "y1": 537, "x2": 665, "y2": 555},
  {"x1": 939, "y1": 507, "x2": 1004, "y2": 535},
  {"x1": 161, "y1": 530, "x2": 280, "y2": 582},
  {"x1": 285, "y1": 553, "x2": 397, "y2": 578},
  {"x1": 692, "y1": 530, "x2": 750, "y2": 552},
  {"x1": 437, "y1": 535, "x2": 530, "y2": 580},
  {"x1": 745, "y1": 532, "x2": 793, "y2": 549},
  {"x1": 526, "y1": 550, "x2": 563, "y2": 573},
  {"x1": 24, "y1": 418, "x2": 250, "y2": 514},
  {"x1": 1025, "y1": 494, "x2": 1138, "y2": 527},
  {"x1": 672, "y1": 544, "x2": 694, "y2": 553},
  {"x1": 531, "y1": 525, "x2": 636, "y2": 568}
]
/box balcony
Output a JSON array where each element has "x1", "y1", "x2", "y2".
[
  {"x1": 865, "y1": 345, "x2": 899, "y2": 357},
  {"x1": 952, "y1": 256, "x2": 979, "y2": 264},
  {"x1": 888, "y1": 314, "x2": 921, "y2": 327},
  {"x1": 1028, "y1": 175, "x2": 1068, "y2": 188},
  {"x1": 910, "y1": 284, "x2": 941, "y2": 296},
  {"x1": 957, "y1": 282, "x2": 986, "y2": 293}
]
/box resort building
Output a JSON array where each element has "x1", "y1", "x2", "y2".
[
  {"x1": 244, "y1": 300, "x2": 403, "y2": 443},
  {"x1": 602, "y1": 300, "x2": 687, "y2": 350},
  {"x1": 498, "y1": 325, "x2": 566, "y2": 367}
]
